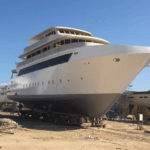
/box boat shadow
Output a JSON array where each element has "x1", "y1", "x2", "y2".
[{"x1": 0, "y1": 112, "x2": 85, "y2": 132}]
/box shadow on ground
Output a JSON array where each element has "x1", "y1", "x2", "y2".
[{"x1": 0, "y1": 112, "x2": 86, "y2": 132}]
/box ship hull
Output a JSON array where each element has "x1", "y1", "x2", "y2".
[{"x1": 8, "y1": 93, "x2": 120, "y2": 117}]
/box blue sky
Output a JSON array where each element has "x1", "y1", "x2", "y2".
[{"x1": 0, "y1": 0, "x2": 150, "y2": 91}]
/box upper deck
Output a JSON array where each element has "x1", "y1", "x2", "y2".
[
  {"x1": 20, "y1": 27, "x2": 109, "y2": 59},
  {"x1": 16, "y1": 27, "x2": 109, "y2": 69},
  {"x1": 28, "y1": 27, "x2": 92, "y2": 44}
]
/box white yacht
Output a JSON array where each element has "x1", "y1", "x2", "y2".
[{"x1": 6, "y1": 27, "x2": 150, "y2": 117}]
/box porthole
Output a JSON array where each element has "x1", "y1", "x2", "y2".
[
  {"x1": 81, "y1": 77, "x2": 83, "y2": 80},
  {"x1": 68, "y1": 80, "x2": 69, "y2": 82},
  {"x1": 113, "y1": 58, "x2": 120, "y2": 62}
]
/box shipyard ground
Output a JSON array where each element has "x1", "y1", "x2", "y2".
[{"x1": 0, "y1": 112, "x2": 150, "y2": 150}]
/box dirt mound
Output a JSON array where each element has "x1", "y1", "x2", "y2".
[{"x1": 0, "y1": 118, "x2": 18, "y2": 128}]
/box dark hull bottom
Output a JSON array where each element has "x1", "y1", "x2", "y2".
[{"x1": 8, "y1": 94, "x2": 121, "y2": 117}]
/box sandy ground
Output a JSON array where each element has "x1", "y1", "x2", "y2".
[{"x1": 0, "y1": 112, "x2": 150, "y2": 150}]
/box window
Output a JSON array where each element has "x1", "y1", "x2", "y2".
[
  {"x1": 65, "y1": 39, "x2": 70, "y2": 44},
  {"x1": 79, "y1": 39, "x2": 85, "y2": 42},
  {"x1": 86, "y1": 40, "x2": 91, "y2": 42},
  {"x1": 18, "y1": 53, "x2": 72, "y2": 76},
  {"x1": 32, "y1": 53, "x2": 36, "y2": 57},
  {"x1": 43, "y1": 47, "x2": 47, "y2": 52},
  {"x1": 48, "y1": 46, "x2": 50, "y2": 50},
  {"x1": 53, "y1": 43, "x2": 56, "y2": 48},
  {"x1": 59, "y1": 30, "x2": 64, "y2": 33},
  {"x1": 61, "y1": 40, "x2": 64, "y2": 45},
  {"x1": 72, "y1": 39, "x2": 78, "y2": 43},
  {"x1": 53, "y1": 31, "x2": 56, "y2": 34},
  {"x1": 140, "y1": 97, "x2": 143, "y2": 98},
  {"x1": 71, "y1": 31, "x2": 74, "y2": 34},
  {"x1": 144, "y1": 96, "x2": 147, "y2": 98},
  {"x1": 49, "y1": 32, "x2": 51, "y2": 35},
  {"x1": 35, "y1": 61, "x2": 47, "y2": 70},
  {"x1": 65, "y1": 31, "x2": 69, "y2": 34},
  {"x1": 27, "y1": 55, "x2": 31, "y2": 59},
  {"x1": 37, "y1": 50, "x2": 41, "y2": 55}
]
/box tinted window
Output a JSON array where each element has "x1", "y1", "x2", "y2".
[
  {"x1": 27, "y1": 55, "x2": 31, "y2": 59},
  {"x1": 86, "y1": 40, "x2": 91, "y2": 42},
  {"x1": 18, "y1": 53, "x2": 72, "y2": 76},
  {"x1": 72, "y1": 39, "x2": 78, "y2": 43},
  {"x1": 65, "y1": 39, "x2": 70, "y2": 44},
  {"x1": 53, "y1": 43, "x2": 56, "y2": 48},
  {"x1": 34, "y1": 61, "x2": 47, "y2": 70},
  {"x1": 48, "y1": 46, "x2": 50, "y2": 50},
  {"x1": 79, "y1": 39, "x2": 85, "y2": 42},
  {"x1": 32, "y1": 53, "x2": 36, "y2": 57},
  {"x1": 43, "y1": 47, "x2": 47, "y2": 52},
  {"x1": 76, "y1": 33, "x2": 80, "y2": 35},
  {"x1": 61, "y1": 40, "x2": 64, "y2": 45},
  {"x1": 37, "y1": 50, "x2": 41, "y2": 55},
  {"x1": 65, "y1": 31, "x2": 69, "y2": 34},
  {"x1": 59, "y1": 30, "x2": 64, "y2": 33}
]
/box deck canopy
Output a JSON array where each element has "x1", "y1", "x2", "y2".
[{"x1": 28, "y1": 27, "x2": 92, "y2": 44}]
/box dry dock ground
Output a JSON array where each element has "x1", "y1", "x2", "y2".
[{"x1": 0, "y1": 112, "x2": 150, "y2": 150}]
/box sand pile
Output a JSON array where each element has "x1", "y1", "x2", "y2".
[{"x1": 0, "y1": 118, "x2": 18, "y2": 128}]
